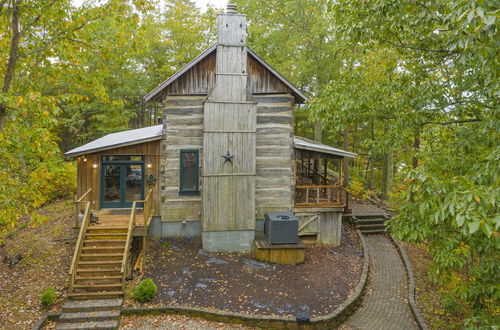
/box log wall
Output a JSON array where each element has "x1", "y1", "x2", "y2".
[{"x1": 160, "y1": 95, "x2": 205, "y2": 222}]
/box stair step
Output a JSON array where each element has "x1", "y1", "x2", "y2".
[
  {"x1": 85, "y1": 233, "x2": 127, "y2": 240},
  {"x1": 77, "y1": 267, "x2": 121, "y2": 273},
  {"x1": 357, "y1": 223, "x2": 386, "y2": 230},
  {"x1": 74, "y1": 276, "x2": 122, "y2": 285},
  {"x1": 356, "y1": 218, "x2": 386, "y2": 225},
  {"x1": 56, "y1": 320, "x2": 119, "y2": 330},
  {"x1": 81, "y1": 247, "x2": 125, "y2": 253},
  {"x1": 63, "y1": 298, "x2": 123, "y2": 312},
  {"x1": 83, "y1": 240, "x2": 126, "y2": 247},
  {"x1": 353, "y1": 214, "x2": 388, "y2": 219},
  {"x1": 73, "y1": 283, "x2": 122, "y2": 292},
  {"x1": 76, "y1": 268, "x2": 122, "y2": 277},
  {"x1": 361, "y1": 229, "x2": 386, "y2": 235},
  {"x1": 79, "y1": 253, "x2": 123, "y2": 261},
  {"x1": 88, "y1": 227, "x2": 128, "y2": 233},
  {"x1": 68, "y1": 291, "x2": 123, "y2": 300},
  {"x1": 59, "y1": 310, "x2": 120, "y2": 323},
  {"x1": 78, "y1": 261, "x2": 122, "y2": 268}
]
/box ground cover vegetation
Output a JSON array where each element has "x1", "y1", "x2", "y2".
[
  {"x1": 1, "y1": 0, "x2": 497, "y2": 327},
  {"x1": 0, "y1": 199, "x2": 73, "y2": 328}
]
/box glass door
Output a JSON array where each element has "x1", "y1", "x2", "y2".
[{"x1": 101, "y1": 158, "x2": 144, "y2": 208}]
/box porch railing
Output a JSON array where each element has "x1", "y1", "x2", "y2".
[
  {"x1": 296, "y1": 161, "x2": 332, "y2": 185},
  {"x1": 122, "y1": 201, "x2": 136, "y2": 288},
  {"x1": 69, "y1": 189, "x2": 92, "y2": 293},
  {"x1": 141, "y1": 188, "x2": 154, "y2": 226},
  {"x1": 295, "y1": 184, "x2": 344, "y2": 208},
  {"x1": 73, "y1": 188, "x2": 91, "y2": 229}
]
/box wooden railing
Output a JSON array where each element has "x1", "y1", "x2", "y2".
[
  {"x1": 73, "y1": 189, "x2": 91, "y2": 229},
  {"x1": 142, "y1": 188, "x2": 154, "y2": 226},
  {"x1": 121, "y1": 201, "x2": 137, "y2": 288},
  {"x1": 296, "y1": 161, "x2": 331, "y2": 185},
  {"x1": 69, "y1": 197, "x2": 91, "y2": 293},
  {"x1": 295, "y1": 184, "x2": 344, "y2": 208}
]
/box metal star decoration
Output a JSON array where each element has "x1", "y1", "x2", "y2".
[{"x1": 222, "y1": 150, "x2": 234, "y2": 164}]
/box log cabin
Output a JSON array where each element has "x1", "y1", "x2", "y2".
[{"x1": 64, "y1": 4, "x2": 355, "y2": 300}]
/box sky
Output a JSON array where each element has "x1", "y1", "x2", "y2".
[{"x1": 72, "y1": 0, "x2": 229, "y2": 10}]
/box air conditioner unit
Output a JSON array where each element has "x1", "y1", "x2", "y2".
[{"x1": 264, "y1": 211, "x2": 299, "y2": 244}]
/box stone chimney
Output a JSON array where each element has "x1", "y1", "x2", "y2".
[{"x1": 210, "y1": 4, "x2": 248, "y2": 101}]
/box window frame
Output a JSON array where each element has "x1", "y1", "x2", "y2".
[{"x1": 179, "y1": 149, "x2": 200, "y2": 195}]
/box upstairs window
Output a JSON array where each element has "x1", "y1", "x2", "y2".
[{"x1": 179, "y1": 150, "x2": 199, "y2": 195}]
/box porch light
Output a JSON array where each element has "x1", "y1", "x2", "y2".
[
  {"x1": 146, "y1": 163, "x2": 152, "y2": 169},
  {"x1": 92, "y1": 163, "x2": 98, "y2": 169}
]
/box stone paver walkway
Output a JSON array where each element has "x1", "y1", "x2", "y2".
[{"x1": 342, "y1": 235, "x2": 418, "y2": 330}]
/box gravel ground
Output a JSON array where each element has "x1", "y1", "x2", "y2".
[
  {"x1": 120, "y1": 314, "x2": 256, "y2": 329},
  {"x1": 124, "y1": 221, "x2": 363, "y2": 318}
]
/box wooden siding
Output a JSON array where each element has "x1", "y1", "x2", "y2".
[
  {"x1": 161, "y1": 95, "x2": 205, "y2": 222},
  {"x1": 75, "y1": 140, "x2": 161, "y2": 213},
  {"x1": 166, "y1": 51, "x2": 216, "y2": 95},
  {"x1": 163, "y1": 50, "x2": 294, "y2": 96},
  {"x1": 202, "y1": 101, "x2": 257, "y2": 231},
  {"x1": 254, "y1": 93, "x2": 295, "y2": 219}
]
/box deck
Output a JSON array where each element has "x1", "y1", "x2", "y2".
[
  {"x1": 91, "y1": 209, "x2": 150, "y2": 236},
  {"x1": 254, "y1": 232, "x2": 306, "y2": 264}
]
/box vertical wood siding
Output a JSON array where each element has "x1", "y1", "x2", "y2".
[
  {"x1": 202, "y1": 102, "x2": 257, "y2": 231},
  {"x1": 75, "y1": 140, "x2": 161, "y2": 213}
]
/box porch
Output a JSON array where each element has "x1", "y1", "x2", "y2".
[{"x1": 293, "y1": 136, "x2": 355, "y2": 210}]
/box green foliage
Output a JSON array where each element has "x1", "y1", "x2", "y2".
[
  {"x1": 41, "y1": 287, "x2": 58, "y2": 306},
  {"x1": 132, "y1": 278, "x2": 157, "y2": 302},
  {"x1": 0, "y1": 0, "x2": 216, "y2": 228}
]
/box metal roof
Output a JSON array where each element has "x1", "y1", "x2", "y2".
[
  {"x1": 293, "y1": 136, "x2": 357, "y2": 158},
  {"x1": 65, "y1": 125, "x2": 163, "y2": 156},
  {"x1": 65, "y1": 125, "x2": 356, "y2": 159},
  {"x1": 144, "y1": 44, "x2": 308, "y2": 103}
]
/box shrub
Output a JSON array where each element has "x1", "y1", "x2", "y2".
[
  {"x1": 41, "y1": 287, "x2": 58, "y2": 306},
  {"x1": 132, "y1": 278, "x2": 157, "y2": 302}
]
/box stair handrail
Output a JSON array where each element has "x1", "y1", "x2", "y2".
[
  {"x1": 73, "y1": 188, "x2": 91, "y2": 229},
  {"x1": 122, "y1": 201, "x2": 137, "y2": 275},
  {"x1": 142, "y1": 188, "x2": 154, "y2": 226},
  {"x1": 69, "y1": 200, "x2": 91, "y2": 292}
]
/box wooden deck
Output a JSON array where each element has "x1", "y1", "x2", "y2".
[
  {"x1": 91, "y1": 209, "x2": 149, "y2": 236},
  {"x1": 254, "y1": 232, "x2": 306, "y2": 264}
]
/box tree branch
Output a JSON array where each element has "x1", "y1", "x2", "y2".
[
  {"x1": 381, "y1": 38, "x2": 457, "y2": 54},
  {"x1": 0, "y1": 0, "x2": 21, "y2": 131},
  {"x1": 424, "y1": 119, "x2": 482, "y2": 126}
]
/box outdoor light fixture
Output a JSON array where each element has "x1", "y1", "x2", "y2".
[
  {"x1": 92, "y1": 163, "x2": 98, "y2": 169},
  {"x1": 83, "y1": 157, "x2": 87, "y2": 162},
  {"x1": 146, "y1": 163, "x2": 152, "y2": 169}
]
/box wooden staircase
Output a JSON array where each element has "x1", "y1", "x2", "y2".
[
  {"x1": 344, "y1": 213, "x2": 389, "y2": 235},
  {"x1": 69, "y1": 226, "x2": 128, "y2": 300},
  {"x1": 60, "y1": 189, "x2": 154, "y2": 329}
]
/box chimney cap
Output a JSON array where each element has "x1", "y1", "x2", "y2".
[{"x1": 226, "y1": 4, "x2": 237, "y2": 14}]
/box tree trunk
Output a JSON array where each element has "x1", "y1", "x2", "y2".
[
  {"x1": 313, "y1": 120, "x2": 322, "y2": 184},
  {"x1": 409, "y1": 130, "x2": 420, "y2": 202},
  {"x1": 382, "y1": 147, "x2": 394, "y2": 199},
  {"x1": 0, "y1": 0, "x2": 21, "y2": 131},
  {"x1": 342, "y1": 128, "x2": 349, "y2": 187}
]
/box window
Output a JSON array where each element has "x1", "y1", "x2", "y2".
[
  {"x1": 102, "y1": 155, "x2": 143, "y2": 162},
  {"x1": 179, "y1": 150, "x2": 199, "y2": 195}
]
